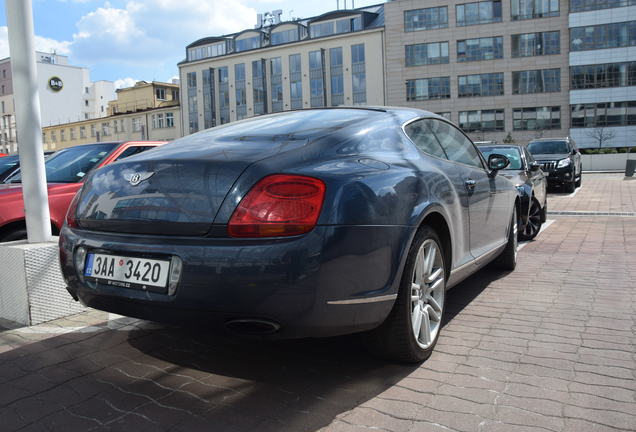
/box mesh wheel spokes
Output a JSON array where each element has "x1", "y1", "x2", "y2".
[{"x1": 411, "y1": 240, "x2": 445, "y2": 349}]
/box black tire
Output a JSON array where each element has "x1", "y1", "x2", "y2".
[
  {"x1": 366, "y1": 226, "x2": 446, "y2": 363},
  {"x1": 519, "y1": 198, "x2": 542, "y2": 241},
  {"x1": 493, "y1": 206, "x2": 517, "y2": 270},
  {"x1": 565, "y1": 180, "x2": 575, "y2": 193},
  {"x1": 540, "y1": 200, "x2": 547, "y2": 223},
  {"x1": 0, "y1": 229, "x2": 27, "y2": 242},
  {"x1": 575, "y1": 174, "x2": 582, "y2": 188}
]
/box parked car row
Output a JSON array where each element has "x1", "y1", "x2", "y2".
[{"x1": 2, "y1": 108, "x2": 580, "y2": 363}]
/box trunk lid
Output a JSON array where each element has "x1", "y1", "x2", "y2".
[{"x1": 76, "y1": 136, "x2": 309, "y2": 236}]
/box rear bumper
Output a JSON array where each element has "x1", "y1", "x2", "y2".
[{"x1": 59, "y1": 224, "x2": 412, "y2": 338}]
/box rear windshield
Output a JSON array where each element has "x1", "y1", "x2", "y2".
[
  {"x1": 478, "y1": 146, "x2": 523, "y2": 170},
  {"x1": 6, "y1": 143, "x2": 117, "y2": 183},
  {"x1": 527, "y1": 140, "x2": 569, "y2": 155}
]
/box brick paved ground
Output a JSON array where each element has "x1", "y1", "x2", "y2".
[
  {"x1": 0, "y1": 174, "x2": 635, "y2": 431},
  {"x1": 547, "y1": 173, "x2": 636, "y2": 214}
]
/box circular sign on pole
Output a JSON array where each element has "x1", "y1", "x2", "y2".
[{"x1": 48, "y1": 76, "x2": 63, "y2": 92}]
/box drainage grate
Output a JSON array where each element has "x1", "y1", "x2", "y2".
[{"x1": 548, "y1": 211, "x2": 636, "y2": 217}]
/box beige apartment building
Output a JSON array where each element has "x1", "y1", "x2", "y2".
[
  {"x1": 43, "y1": 81, "x2": 182, "y2": 151},
  {"x1": 384, "y1": 0, "x2": 570, "y2": 144},
  {"x1": 178, "y1": 6, "x2": 385, "y2": 134}
]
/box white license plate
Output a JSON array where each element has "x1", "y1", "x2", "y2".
[{"x1": 84, "y1": 253, "x2": 170, "y2": 289}]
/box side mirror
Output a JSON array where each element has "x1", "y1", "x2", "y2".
[
  {"x1": 571, "y1": 149, "x2": 577, "y2": 155},
  {"x1": 488, "y1": 154, "x2": 510, "y2": 174},
  {"x1": 530, "y1": 161, "x2": 541, "y2": 171}
]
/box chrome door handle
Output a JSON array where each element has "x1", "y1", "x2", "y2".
[{"x1": 464, "y1": 179, "x2": 476, "y2": 191}]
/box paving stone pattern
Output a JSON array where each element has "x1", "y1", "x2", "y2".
[{"x1": 0, "y1": 175, "x2": 635, "y2": 431}]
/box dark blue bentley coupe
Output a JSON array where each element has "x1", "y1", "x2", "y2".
[{"x1": 59, "y1": 108, "x2": 518, "y2": 362}]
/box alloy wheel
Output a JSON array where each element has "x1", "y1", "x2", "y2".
[
  {"x1": 523, "y1": 200, "x2": 541, "y2": 238},
  {"x1": 410, "y1": 239, "x2": 445, "y2": 349}
]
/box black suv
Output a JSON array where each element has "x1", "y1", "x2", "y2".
[{"x1": 527, "y1": 138, "x2": 582, "y2": 193}]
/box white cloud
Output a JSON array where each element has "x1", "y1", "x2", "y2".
[
  {"x1": 114, "y1": 77, "x2": 138, "y2": 89},
  {"x1": 0, "y1": 26, "x2": 71, "y2": 60},
  {"x1": 70, "y1": 0, "x2": 257, "y2": 66}
]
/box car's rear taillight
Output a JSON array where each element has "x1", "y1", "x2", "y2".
[
  {"x1": 65, "y1": 189, "x2": 82, "y2": 228},
  {"x1": 228, "y1": 174, "x2": 326, "y2": 238}
]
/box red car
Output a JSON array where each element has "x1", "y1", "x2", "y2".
[{"x1": 0, "y1": 141, "x2": 164, "y2": 242}]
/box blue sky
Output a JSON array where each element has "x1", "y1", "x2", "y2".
[{"x1": 0, "y1": 0, "x2": 384, "y2": 88}]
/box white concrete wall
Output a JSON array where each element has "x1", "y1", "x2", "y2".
[
  {"x1": 570, "y1": 87, "x2": 636, "y2": 104},
  {"x1": 581, "y1": 152, "x2": 636, "y2": 171},
  {"x1": 571, "y1": 126, "x2": 636, "y2": 148},
  {"x1": 569, "y1": 47, "x2": 636, "y2": 66},
  {"x1": 37, "y1": 62, "x2": 86, "y2": 126}
]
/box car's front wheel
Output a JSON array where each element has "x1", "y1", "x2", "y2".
[{"x1": 367, "y1": 226, "x2": 446, "y2": 363}]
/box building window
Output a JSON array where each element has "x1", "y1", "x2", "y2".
[
  {"x1": 156, "y1": 87, "x2": 166, "y2": 100},
  {"x1": 335, "y1": 17, "x2": 362, "y2": 34},
  {"x1": 310, "y1": 22, "x2": 333, "y2": 38},
  {"x1": 405, "y1": 42, "x2": 449, "y2": 66},
  {"x1": 102, "y1": 122, "x2": 110, "y2": 136},
  {"x1": 404, "y1": 6, "x2": 448, "y2": 31},
  {"x1": 570, "y1": 21, "x2": 636, "y2": 51},
  {"x1": 114, "y1": 121, "x2": 119, "y2": 134},
  {"x1": 187, "y1": 71, "x2": 198, "y2": 133},
  {"x1": 166, "y1": 112, "x2": 174, "y2": 128},
  {"x1": 271, "y1": 28, "x2": 299, "y2": 46},
  {"x1": 119, "y1": 119, "x2": 125, "y2": 133},
  {"x1": 1, "y1": 85, "x2": 4, "y2": 94},
  {"x1": 513, "y1": 106, "x2": 561, "y2": 130},
  {"x1": 235, "y1": 63, "x2": 247, "y2": 120},
  {"x1": 42, "y1": 132, "x2": 46, "y2": 144},
  {"x1": 187, "y1": 42, "x2": 226, "y2": 61},
  {"x1": 90, "y1": 124, "x2": 96, "y2": 137},
  {"x1": 330, "y1": 47, "x2": 344, "y2": 106},
  {"x1": 512, "y1": 68, "x2": 561, "y2": 94},
  {"x1": 1, "y1": 101, "x2": 4, "y2": 113},
  {"x1": 2, "y1": 70, "x2": 5, "y2": 79},
  {"x1": 571, "y1": 61, "x2": 636, "y2": 89},
  {"x1": 406, "y1": 77, "x2": 451, "y2": 101},
  {"x1": 270, "y1": 57, "x2": 283, "y2": 113},
  {"x1": 456, "y1": 0, "x2": 502, "y2": 26},
  {"x1": 85, "y1": 100, "x2": 89, "y2": 107},
  {"x1": 132, "y1": 118, "x2": 142, "y2": 132},
  {"x1": 459, "y1": 109, "x2": 505, "y2": 132},
  {"x1": 309, "y1": 50, "x2": 325, "y2": 108},
  {"x1": 70, "y1": 128, "x2": 76, "y2": 140},
  {"x1": 436, "y1": 112, "x2": 452, "y2": 121},
  {"x1": 51, "y1": 131, "x2": 56, "y2": 142},
  {"x1": 511, "y1": 31, "x2": 560, "y2": 57},
  {"x1": 202, "y1": 68, "x2": 216, "y2": 128},
  {"x1": 571, "y1": 101, "x2": 636, "y2": 127},
  {"x1": 218, "y1": 66, "x2": 230, "y2": 124},
  {"x1": 235, "y1": 35, "x2": 261, "y2": 52},
  {"x1": 152, "y1": 113, "x2": 165, "y2": 129},
  {"x1": 511, "y1": 0, "x2": 559, "y2": 20},
  {"x1": 80, "y1": 126, "x2": 86, "y2": 138},
  {"x1": 458, "y1": 73, "x2": 504, "y2": 97},
  {"x1": 60, "y1": 129, "x2": 66, "y2": 142},
  {"x1": 252, "y1": 60, "x2": 268, "y2": 115},
  {"x1": 85, "y1": 86, "x2": 89, "y2": 94},
  {"x1": 570, "y1": 0, "x2": 636, "y2": 12},
  {"x1": 289, "y1": 54, "x2": 303, "y2": 110},
  {"x1": 457, "y1": 36, "x2": 503, "y2": 62},
  {"x1": 351, "y1": 44, "x2": 366, "y2": 104}
]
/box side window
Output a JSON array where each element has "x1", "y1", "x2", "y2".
[
  {"x1": 114, "y1": 146, "x2": 153, "y2": 162},
  {"x1": 523, "y1": 147, "x2": 535, "y2": 164},
  {"x1": 404, "y1": 119, "x2": 447, "y2": 159},
  {"x1": 427, "y1": 119, "x2": 485, "y2": 169}
]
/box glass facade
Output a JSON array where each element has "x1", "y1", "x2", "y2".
[
  {"x1": 405, "y1": 42, "x2": 449, "y2": 66},
  {"x1": 457, "y1": 36, "x2": 503, "y2": 62},
  {"x1": 511, "y1": 31, "x2": 560, "y2": 57},
  {"x1": 352, "y1": 44, "x2": 366, "y2": 104},
  {"x1": 571, "y1": 61, "x2": 636, "y2": 89},
  {"x1": 436, "y1": 112, "x2": 452, "y2": 121},
  {"x1": 512, "y1": 68, "x2": 561, "y2": 94},
  {"x1": 218, "y1": 67, "x2": 230, "y2": 124},
  {"x1": 289, "y1": 54, "x2": 303, "y2": 110},
  {"x1": 187, "y1": 71, "x2": 198, "y2": 134},
  {"x1": 406, "y1": 77, "x2": 451, "y2": 101},
  {"x1": 511, "y1": 0, "x2": 559, "y2": 20},
  {"x1": 459, "y1": 109, "x2": 505, "y2": 132},
  {"x1": 252, "y1": 60, "x2": 267, "y2": 116},
  {"x1": 570, "y1": 0, "x2": 636, "y2": 12},
  {"x1": 404, "y1": 7, "x2": 448, "y2": 31},
  {"x1": 458, "y1": 73, "x2": 504, "y2": 97},
  {"x1": 235, "y1": 35, "x2": 261, "y2": 52},
  {"x1": 270, "y1": 57, "x2": 283, "y2": 113},
  {"x1": 187, "y1": 42, "x2": 226, "y2": 61},
  {"x1": 235, "y1": 63, "x2": 247, "y2": 120},
  {"x1": 571, "y1": 101, "x2": 636, "y2": 127},
  {"x1": 513, "y1": 106, "x2": 561, "y2": 130},
  {"x1": 456, "y1": 0, "x2": 502, "y2": 26},
  {"x1": 202, "y1": 68, "x2": 215, "y2": 129},
  {"x1": 310, "y1": 17, "x2": 362, "y2": 38},
  {"x1": 330, "y1": 47, "x2": 344, "y2": 106},
  {"x1": 271, "y1": 28, "x2": 299, "y2": 46},
  {"x1": 309, "y1": 50, "x2": 326, "y2": 108},
  {"x1": 570, "y1": 21, "x2": 636, "y2": 51}
]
